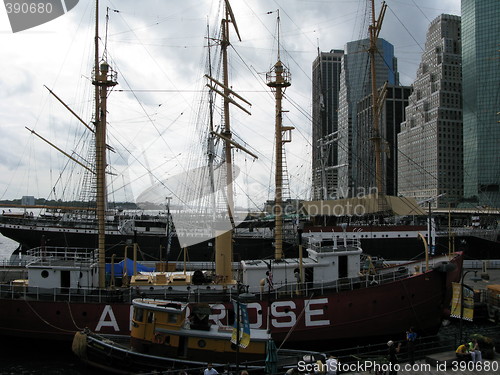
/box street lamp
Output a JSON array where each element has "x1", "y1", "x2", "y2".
[{"x1": 459, "y1": 270, "x2": 487, "y2": 343}]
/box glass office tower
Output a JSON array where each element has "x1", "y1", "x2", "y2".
[{"x1": 462, "y1": 0, "x2": 500, "y2": 208}]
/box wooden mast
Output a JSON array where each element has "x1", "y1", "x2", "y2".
[
  {"x1": 206, "y1": 1, "x2": 254, "y2": 283},
  {"x1": 368, "y1": 0, "x2": 387, "y2": 205},
  {"x1": 213, "y1": 0, "x2": 246, "y2": 283},
  {"x1": 93, "y1": 0, "x2": 117, "y2": 288},
  {"x1": 267, "y1": 13, "x2": 292, "y2": 261},
  {"x1": 221, "y1": 0, "x2": 241, "y2": 225}
]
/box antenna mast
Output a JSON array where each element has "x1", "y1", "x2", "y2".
[
  {"x1": 93, "y1": 0, "x2": 118, "y2": 288},
  {"x1": 267, "y1": 12, "x2": 292, "y2": 261}
]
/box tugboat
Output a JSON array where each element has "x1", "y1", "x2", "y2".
[{"x1": 72, "y1": 298, "x2": 305, "y2": 373}]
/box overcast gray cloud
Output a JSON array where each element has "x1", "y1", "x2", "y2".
[{"x1": 0, "y1": 0, "x2": 460, "y2": 205}]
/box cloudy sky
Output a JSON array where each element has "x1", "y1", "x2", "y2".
[{"x1": 0, "y1": 0, "x2": 460, "y2": 209}]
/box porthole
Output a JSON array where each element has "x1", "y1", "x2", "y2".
[
  {"x1": 41, "y1": 270, "x2": 49, "y2": 278},
  {"x1": 198, "y1": 339, "x2": 206, "y2": 348}
]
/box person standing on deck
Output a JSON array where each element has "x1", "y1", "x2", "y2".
[
  {"x1": 387, "y1": 340, "x2": 401, "y2": 375},
  {"x1": 406, "y1": 327, "x2": 417, "y2": 365}
]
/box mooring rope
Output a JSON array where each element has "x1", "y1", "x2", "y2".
[{"x1": 23, "y1": 299, "x2": 77, "y2": 333}]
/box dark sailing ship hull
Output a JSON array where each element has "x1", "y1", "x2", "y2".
[
  {"x1": 0, "y1": 252, "x2": 462, "y2": 348},
  {"x1": 304, "y1": 225, "x2": 500, "y2": 260},
  {"x1": 0, "y1": 221, "x2": 285, "y2": 262},
  {"x1": 2, "y1": 218, "x2": 496, "y2": 261},
  {"x1": 358, "y1": 234, "x2": 499, "y2": 260}
]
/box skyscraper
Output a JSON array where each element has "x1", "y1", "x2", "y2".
[
  {"x1": 357, "y1": 85, "x2": 411, "y2": 196},
  {"x1": 462, "y1": 0, "x2": 500, "y2": 208},
  {"x1": 337, "y1": 38, "x2": 398, "y2": 198},
  {"x1": 311, "y1": 50, "x2": 343, "y2": 200},
  {"x1": 398, "y1": 14, "x2": 462, "y2": 208}
]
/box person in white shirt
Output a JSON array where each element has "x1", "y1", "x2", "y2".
[
  {"x1": 204, "y1": 363, "x2": 219, "y2": 375},
  {"x1": 326, "y1": 355, "x2": 338, "y2": 375}
]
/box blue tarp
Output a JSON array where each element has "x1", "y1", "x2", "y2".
[{"x1": 105, "y1": 258, "x2": 155, "y2": 276}]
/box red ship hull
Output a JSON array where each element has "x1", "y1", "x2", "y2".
[{"x1": 0, "y1": 253, "x2": 462, "y2": 346}]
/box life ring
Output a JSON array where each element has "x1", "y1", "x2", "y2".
[{"x1": 154, "y1": 333, "x2": 165, "y2": 345}]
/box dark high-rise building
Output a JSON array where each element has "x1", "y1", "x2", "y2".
[
  {"x1": 357, "y1": 85, "x2": 411, "y2": 196},
  {"x1": 311, "y1": 50, "x2": 343, "y2": 199}
]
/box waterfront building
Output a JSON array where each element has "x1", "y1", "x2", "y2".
[
  {"x1": 311, "y1": 50, "x2": 343, "y2": 200},
  {"x1": 462, "y1": 0, "x2": 500, "y2": 208},
  {"x1": 398, "y1": 14, "x2": 462, "y2": 208}
]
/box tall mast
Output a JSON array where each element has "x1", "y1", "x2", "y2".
[
  {"x1": 93, "y1": 0, "x2": 117, "y2": 288},
  {"x1": 208, "y1": 1, "x2": 253, "y2": 283},
  {"x1": 368, "y1": 0, "x2": 387, "y2": 198},
  {"x1": 221, "y1": 0, "x2": 241, "y2": 224},
  {"x1": 267, "y1": 13, "x2": 292, "y2": 261}
]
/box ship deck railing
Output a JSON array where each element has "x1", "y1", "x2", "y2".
[
  {"x1": 0, "y1": 254, "x2": 455, "y2": 303},
  {"x1": 0, "y1": 270, "x2": 413, "y2": 303},
  {"x1": 436, "y1": 227, "x2": 499, "y2": 241},
  {"x1": 26, "y1": 246, "x2": 98, "y2": 266},
  {"x1": 0, "y1": 283, "x2": 137, "y2": 303},
  {"x1": 0, "y1": 259, "x2": 29, "y2": 268},
  {"x1": 257, "y1": 255, "x2": 454, "y2": 299},
  {"x1": 307, "y1": 237, "x2": 362, "y2": 252}
]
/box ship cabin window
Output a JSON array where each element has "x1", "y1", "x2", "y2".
[
  {"x1": 168, "y1": 313, "x2": 178, "y2": 324},
  {"x1": 147, "y1": 311, "x2": 154, "y2": 323},
  {"x1": 134, "y1": 308, "x2": 144, "y2": 323}
]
